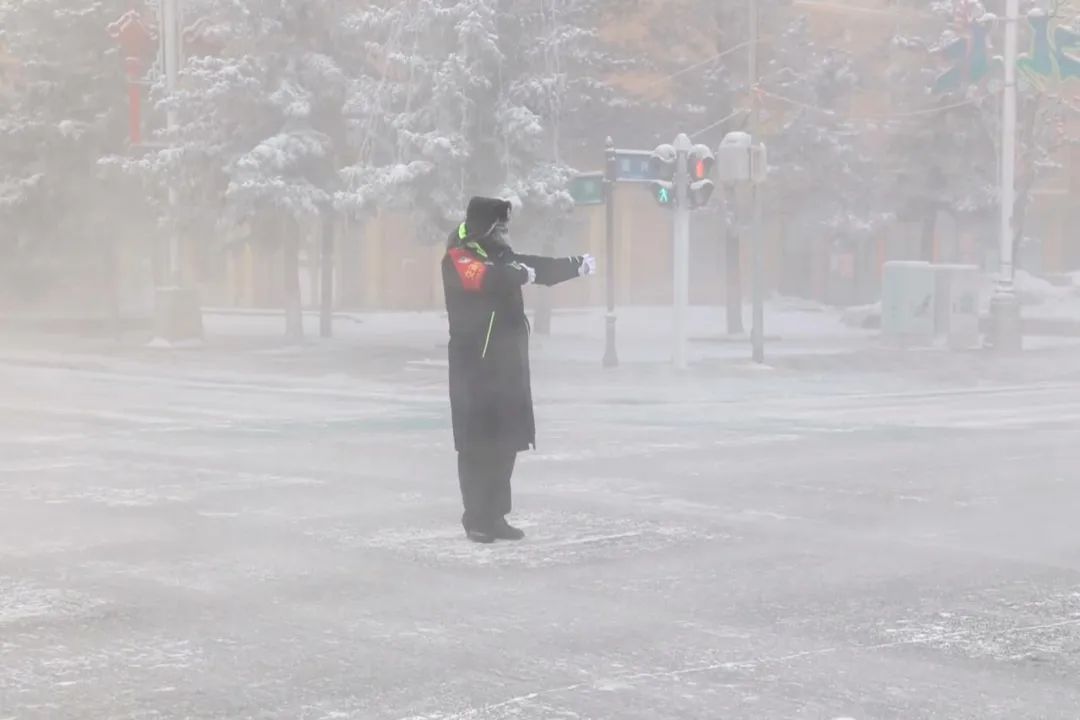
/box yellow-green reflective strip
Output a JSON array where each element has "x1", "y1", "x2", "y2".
[
  {"x1": 481, "y1": 312, "x2": 495, "y2": 358},
  {"x1": 458, "y1": 223, "x2": 468, "y2": 240}
]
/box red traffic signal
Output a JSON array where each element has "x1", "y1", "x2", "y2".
[
  {"x1": 687, "y1": 144, "x2": 715, "y2": 208},
  {"x1": 688, "y1": 144, "x2": 714, "y2": 182}
]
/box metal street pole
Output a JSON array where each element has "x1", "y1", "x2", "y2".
[
  {"x1": 990, "y1": 0, "x2": 1021, "y2": 351},
  {"x1": 723, "y1": 186, "x2": 744, "y2": 335},
  {"x1": 603, "y1": 137, "x2": 619, "y2": 368},
  {"x1": 673, "y1": 133, "x2": 692, "y2": 371},
  {"x1": 748, "y1": 0, "x2": 758, "y2": 146},
  {"x1": 731, "y1": 0, "x2": 760, "y2": 339},
  {"x1": 751, "y1": 164, "x2": 765, "y2": 364},
  {"x1": 162, "y1": 0, "x2": 181, "y2": 285},
  {"x1": 748, "y1": 0, "x2": 766, "y2": 364},
  {"x1": 152, "y1": 0, "x2": 202, "y2": 343}
]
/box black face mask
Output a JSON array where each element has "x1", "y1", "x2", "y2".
[{"x1": 486, "y1": 221, "x2": 511, "y2": 249}]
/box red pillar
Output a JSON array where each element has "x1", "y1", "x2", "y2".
[{"x1": 108, "y1": 10, "x2": 156, "y2": 146}]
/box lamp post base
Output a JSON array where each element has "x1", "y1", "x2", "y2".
[
  {"x1": 153, "y1": 286, "x2": 203, "y2": 345},
  {"x1": 988, "y1": 287, "x2": 1022, "y2": 353},
  {"x1": 602, "y1": 313, "x2": 618, "y2": 368}
]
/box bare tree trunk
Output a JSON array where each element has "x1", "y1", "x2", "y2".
[
  {"x1": 282, "y1": 219, "x2": 304, "y2": 342},
  {"x1": 102, "y1": 232, "x2": 122, "y2": 342},
  {"x1": 320, "y1": 208, "x2": 335, "y2": 339}
]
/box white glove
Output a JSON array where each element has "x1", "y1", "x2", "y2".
[
  {"x1": 520, "y1": 264, "x2": 537, "y2": 285},
  {"x1": 578, "y1": 254, "x2": 597, "y2": 277}
]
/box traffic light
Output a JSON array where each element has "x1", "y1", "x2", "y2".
[
  {"x1": 687, "y1": 144, "x2": 715, "y2": 208},
  {"x1": 649, "y1": 144, "x2": 677, "y2": 207}
]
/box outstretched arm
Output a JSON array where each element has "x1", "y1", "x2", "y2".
[{"x1": 511, "y1": 254, "x2": 591, "y2": 287}]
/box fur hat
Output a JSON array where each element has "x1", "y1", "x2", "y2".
[{"x1": 464, "y1": 197, "x2": 512, "y2": 238}]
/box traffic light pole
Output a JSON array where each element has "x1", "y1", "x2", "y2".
[
  {"x1": 724, "y1": 188, "x2": 744, "y2": 336},
  {"x1": 603, "y1": 137, "x2": 619, "y2": 368},
  {"x1": 748, "y1": 0, "x2": 765, "y2": 364},
  {"x1": 673, "y1": 133, "x2": 693, "y2": 371},
  {"x1": 751, "y1": 182, "x2": 765, "y2": 364},
  {"x1": 648, "y1": 135, "x2": 713, "y2": 370},
  {"x1": 163, "y1": 0, "x2": 181, "y2": 284},
  {"x1": 151, "y1": 0, "x2": 203, "y2": 345},
  {"x1": 990, "y1": 0, "x2": 1021, "y2": 352},
  {"x1": 719, "y1": 132, "x2": 767, "y2": 363}
]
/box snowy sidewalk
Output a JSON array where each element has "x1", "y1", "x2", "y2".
[
  {"x1": 0, "y1": 299, "x2": 874, "y2": 363},
  {"x1": 198, "y1": 300, "x2": 1080, "y2": 377},
  {"x1": 1011, "y1": 270, "x2": 1080, "y2": 334},
  {"x1": 841, "y1": 270, "x2": 1080, "y2": 337},
  {"x1": 5, "y1": 299, "x2": 1080, "y2": 389},
  {"x1": 193, "y1": 299, "x2": 877, "y2": 363}
]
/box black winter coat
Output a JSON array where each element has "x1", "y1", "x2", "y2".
[{"x1": 443, "y1": 233, "x2": 584, "y2": 452}]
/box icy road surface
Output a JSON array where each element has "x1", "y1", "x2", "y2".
[{"x1": 2, "y1": 360, "x2": 1080, "y2": 719}]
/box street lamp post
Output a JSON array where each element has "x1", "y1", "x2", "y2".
[
  {"x1": 672, "y1": 134, "x2": 693, "y2": 371},
  {"x1": 747, "y1": 0, "x2": 766, "y2": 364},
  {"x1": 162, "y1": 0, "x2": 182, "y2": 285},
  {"x1": 150, "y1": 0, "x2": 203, "y2": 343},
  {"x1": 990, "y1": 0, "x2": 1022, "y2": 351},
  {"x1": 718, "y1": 132, "x2": 768, "y2": 363},
  {"x1": 602, "y1": 137, "x2": 619, "y2": 368},
  {"x1": 750, "y1": 164, "x2": 765, "y2": 364}
]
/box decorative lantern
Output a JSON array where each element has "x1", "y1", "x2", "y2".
[{"x1": 108, "y1": 9, "x2": 158, "y2": 145}]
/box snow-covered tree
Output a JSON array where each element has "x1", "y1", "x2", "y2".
[
  {"x1": 886, "y1": 0, "x2": 1080, "y2": 272},
  {"x1": 337, "y1": 0, "x2": 597, "y2": 247},
  {"x1": 0, "y1": 0, "x2": 134, "y2": 309},
  {"x1": 1007, "y1": 3, "x2": 1080, "y2": 271},
  {"x1": 116, "y1": 0, "x2": 352, "y2": 338},
  {"x1": 885, "y1": 1, "x2": 999, "y2": 263},
  {"x1": 766, "y1": 17, "x2": 887, "y2": 246}
]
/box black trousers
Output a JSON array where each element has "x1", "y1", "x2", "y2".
[{"x1": 457, "y1": 448, "x2": 517, "y2": 531}]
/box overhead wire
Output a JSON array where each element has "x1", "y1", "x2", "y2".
[
  {"x1": 689, "y1": 82, "x2": 1005, "y2": 139},
  {"x1": 634, "y1": 38, "x2": 775, "y2": 99}
]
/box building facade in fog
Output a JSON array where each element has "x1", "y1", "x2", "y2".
[
  {"x1": 237, "y1": 0, "x2": 1075, "y2": 314},
  {"x1": 46, "y1": 0, "x2": 1077, "y2": 316}
]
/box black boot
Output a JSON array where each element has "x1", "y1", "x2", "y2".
[
  {"x1": 492, "y1": 518, "x2": 525, "y2": 541},
  {"x1": 465, "y1": 528, "x2": 495, "y2": 544},
  {"x1": 463, "y1": 513, "x2": 495, "y2": 544}
]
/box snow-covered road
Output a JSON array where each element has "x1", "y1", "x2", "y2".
[{"x1": 2, "y1": 359, "x2": 1079, "y2": 719}]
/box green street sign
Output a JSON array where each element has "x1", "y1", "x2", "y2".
[{"x1": 569, "y1": 172, "x2": 604, "y2": 206}]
